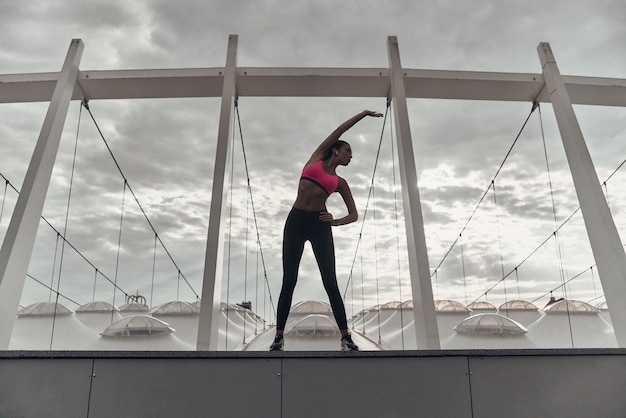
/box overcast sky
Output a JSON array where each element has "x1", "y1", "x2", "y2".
[{"x1": 1, "y1": 0, "x2": 625, "y2": 323}]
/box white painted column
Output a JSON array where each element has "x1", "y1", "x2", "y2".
[
  {"x1": 197, "y1": 35, "x2": 238, "y2": 350},
  {"x1": 0, "y1": 39, "x2": 84, "y2": 349},
  {"x1": 387, "y1": 36, "x2": 440, "y2": 349},
  {"x1": 538, "y1": 42, "x2": 626, "y2": 346}
]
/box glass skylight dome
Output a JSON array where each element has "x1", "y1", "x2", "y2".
[
  {"x1": 400, "y1": 300, "x2": 413, "y2": 309},
  {"x1": 381, "y1": 301, "x2": 403, "y2": 309},
  {"x1": 18, "y1": 302, "x2": 73, "y2": 317},
  {"x1": 467, "y1": 301, "x2": 497, "y2": 311},
  {"x1": 291, "y1": 300, "x2": 332, "y2": 314},
  {"x1": 454, "y1": 313, "x2": 528, "y2": 336},
  {"x1": 101, "y1": 315, "x2": 174, "y2": 338},
  {"x1": 76, "y1": 301, "x2": 119, "y2": 313},
  {"x1": 498, "y1": 300, "x2": 539, "y2": 311},
  {"x1": 543, "y1": 300, "x2": 600, "y2": 314},
  {"x1": 152, "y1": 301, "x2": 199, "y2": 316},
  {"x1": 435, "y1": 300, "x2": 469, "y2": 312},
  {"x1": 119, "y1": 302, "x2": 149, "y2": 312},
  {"x1": 286, "y1": 314, "x2": 339, "y2": 336}
]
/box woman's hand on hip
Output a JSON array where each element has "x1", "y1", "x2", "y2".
[{"x1": 319, "y1": 211, "x2": 335, "y2": 224}]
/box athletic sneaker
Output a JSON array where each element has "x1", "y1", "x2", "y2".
[
  {"x1": 269, "y1": 334, "x2": 284, "y2": 351},
  {"x1": 341, "y1": 334, "x2": 359, "y2": 351}
]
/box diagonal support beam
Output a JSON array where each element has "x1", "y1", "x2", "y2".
[
  {"x1": 387, "y1": 36, "x2": 440, "y2": 349},
  {"x1": 538, "y1": 42, "x2": 626, "y2": 346},
  {"x1": 197, "y1": 35, "x2": 238, "y2": 350},
  {"x1": 0, "y1": 39, "x2": 84, "y2": 349}
]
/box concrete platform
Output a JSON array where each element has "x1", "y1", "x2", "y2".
[{"x1": 2, "y1": 349, "x2": 626, "y2": 417}]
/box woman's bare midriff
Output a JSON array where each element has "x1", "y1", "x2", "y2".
[{"x1": 292, "y1": 179, "x2": 329, "y2": 211}]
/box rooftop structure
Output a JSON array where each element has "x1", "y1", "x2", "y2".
[{"x1": 1, "y1": 36, "x2": 626, "y2": 353}]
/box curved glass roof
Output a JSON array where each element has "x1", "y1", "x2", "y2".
[
  {"x1": 152, "y1": 301, "x2": 199, "y2": 315},
  {"x1": 467, "y1": 301, "x2": 497, "y2": 311},
  {"x1": 381, "y1": 301, "x2": 403, "y2": 309},
  {"x1": 286, "y1": 314, "x2": 339, "y2": 336},
  {"x1": 101, "y1": 315, "x2": 174, "y2": 338},
  {"x1": 543, "y1": 299, "x2": 600, "y2": 314},
  {"x1": 18, "y1": 302, "x2": 73, "y2": 317},
  {"x1": 119, "y1": 302, "x2": 150, "y2": 312},
  {"x1": 76, "y1": 301, "x2": 119, "y2": 313},
  {"x1": 454, "y1": 313, "x2": 528, "y2": 335},
  {"x1": 400, "y1": 300, "x2": 414, "y2": 309},
  {"x1": 435, "y1": 300, "x2": 469, "y2": 312},
  {"x1": 291, "y1": 300, "x2": 332, "y2": 313},
  {"x1": 498, "y1": 300, "x2": 539, "y2": 311}
]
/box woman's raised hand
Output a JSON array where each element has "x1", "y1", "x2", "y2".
[{"x1": 364, "y1": 110, "x2": 384, "y2": 117}]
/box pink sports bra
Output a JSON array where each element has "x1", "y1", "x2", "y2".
[{"x1": 301, "y1": 160, "x2": 338, "y2": 195}]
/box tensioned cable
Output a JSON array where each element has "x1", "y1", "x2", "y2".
[
  {"x1": 491, "y1": 181, "x2": 509, "y2": 306},
  {"x1": 538, "y1": 103, "x2": 569, "y2": 287},
  {"x1": 601, "y1": 158, "x2": 626, "y2": 208},
  {"x1": 469, "y1": 207, "x2": 580, "y2": 305},
  {"x1": 48, "y1": 233, "x2": 60, "y2": 302},
  {"x1": 590, "y1": 266, "x2": 598, "y2": 300},
  {"x1": 0, "y1": 178, "x2": 8, "y2": 225},
  {"x1": 603, "y1": 158, "x2": 626, "y2": 185},
  {"x1": 471, "y1": 221, "x2": 580, "y2": 304},
  {"x1": 27, "y1": 273, "x2": 81, "y2": 307},
  {"x1": 586, "y1": 295, "x2": 606, "y2": 306},
  {"x1": 468, "y1": 109, "x2": 625, "y2": 307},
  {"x1": 537, "y1": 102, "x2": 574, "y2": 344},
  {"x1": 111, "y1": 181, "x2": 127, "y2": 318},
  {"x1": 460, "y1": 234, "x2": 468, "y2": 305},
  {"x1": 431, "y1": 102, "x2": 538, "y2": 277},
  {"x1": 150, "y1": 233, "x2": 157, "y2": 307},
  {"x1": 255, "y1": 236, "x2": 260, "y2": 333},
  {"x1": 342, "y1": 98, "x2": 391, "y2": 298},
  {"x1": 91, "y1": 269, "x2": 98, "y2": 303},
  {"x1": 0, "y1": 171, "x2": 129, "y2": 298},
  {"x1": 389, "y1": 103, "x2": 406, "y2": 349},
  {"x1": 372, "y1": 183, "x2": 383, "y2": 344},
  {"x1": 530, "y1": 264, "x2": 595, "y2": 305},
  {"x1": 83, "y1": 101, "x2": 198, "y2": 299},
  {"x1": 234, "y1": 99, "x2": 276, "y2": 318},
  {"x1": 530, "y1": 241, "x2": 626, "y2": 306},
  {"x1": 51, "y1": 101, "x2": 84, "y2": 349},
  {"x1": 224, "y1": 110, "x2": 236, "y2": 349},
  {"x1": 243, "y1": 176, "x2": 250, "y2": 345}
]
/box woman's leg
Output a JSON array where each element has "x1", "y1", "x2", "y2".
[
  {"x1": 275, "y1": 210, "x2": 307, "y2": 332},
  {"x1": 310, "y1": 222, "x2": 349, "y2": 332}
]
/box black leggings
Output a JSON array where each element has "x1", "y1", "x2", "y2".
[{"x1": 275, "y1": 207, "x2": 348, "y2": 331}]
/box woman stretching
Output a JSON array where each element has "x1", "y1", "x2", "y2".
[{"x1": 270, "y1": 110, "x2": 383, "y2": 351}]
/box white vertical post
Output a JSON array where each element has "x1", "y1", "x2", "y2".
[
  {"x1": 197, "y1": 35, "x2": 238, "y2": 350},
  {"x1": 538, "y1": 42, "x2": 626, "y2": 346},
  {"x1": 0, "y1": 39, "x2": 84, "y2": 349},
  {"x1": 387, "y1": 36, "x2": 440, "y2": 349}
]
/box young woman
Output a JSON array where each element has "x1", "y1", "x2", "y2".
[{"x1": 270, "y1": 110, "x2": 383, "y2": 351}]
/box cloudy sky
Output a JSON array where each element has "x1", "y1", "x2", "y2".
[{"x1": 1, "y1": 0, "x2": 625, "y2": 324}]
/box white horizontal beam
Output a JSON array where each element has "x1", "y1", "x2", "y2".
[{"x1": 1, "y1": 68, "x2": 626, "y2": 106}]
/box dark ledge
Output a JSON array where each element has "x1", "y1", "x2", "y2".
[{"x1": 2, "y1": 348, "x2": 626, "y2": 360}]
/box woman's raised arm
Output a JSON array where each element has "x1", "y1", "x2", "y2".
[{"x1": 307, "y1": 110, "x2": 383, "y2": 163}]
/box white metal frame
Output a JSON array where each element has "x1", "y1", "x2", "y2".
[
  {"x1": 1, "y1": 36, "x2": 625, "y2": 350},
  {"x1": 0, "y1": 39, "x2": 83, "y2": 349}
]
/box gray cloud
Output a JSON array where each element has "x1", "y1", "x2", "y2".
[{"x1": 1, "y1": 0, "x2": 625, "y2": 317}]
